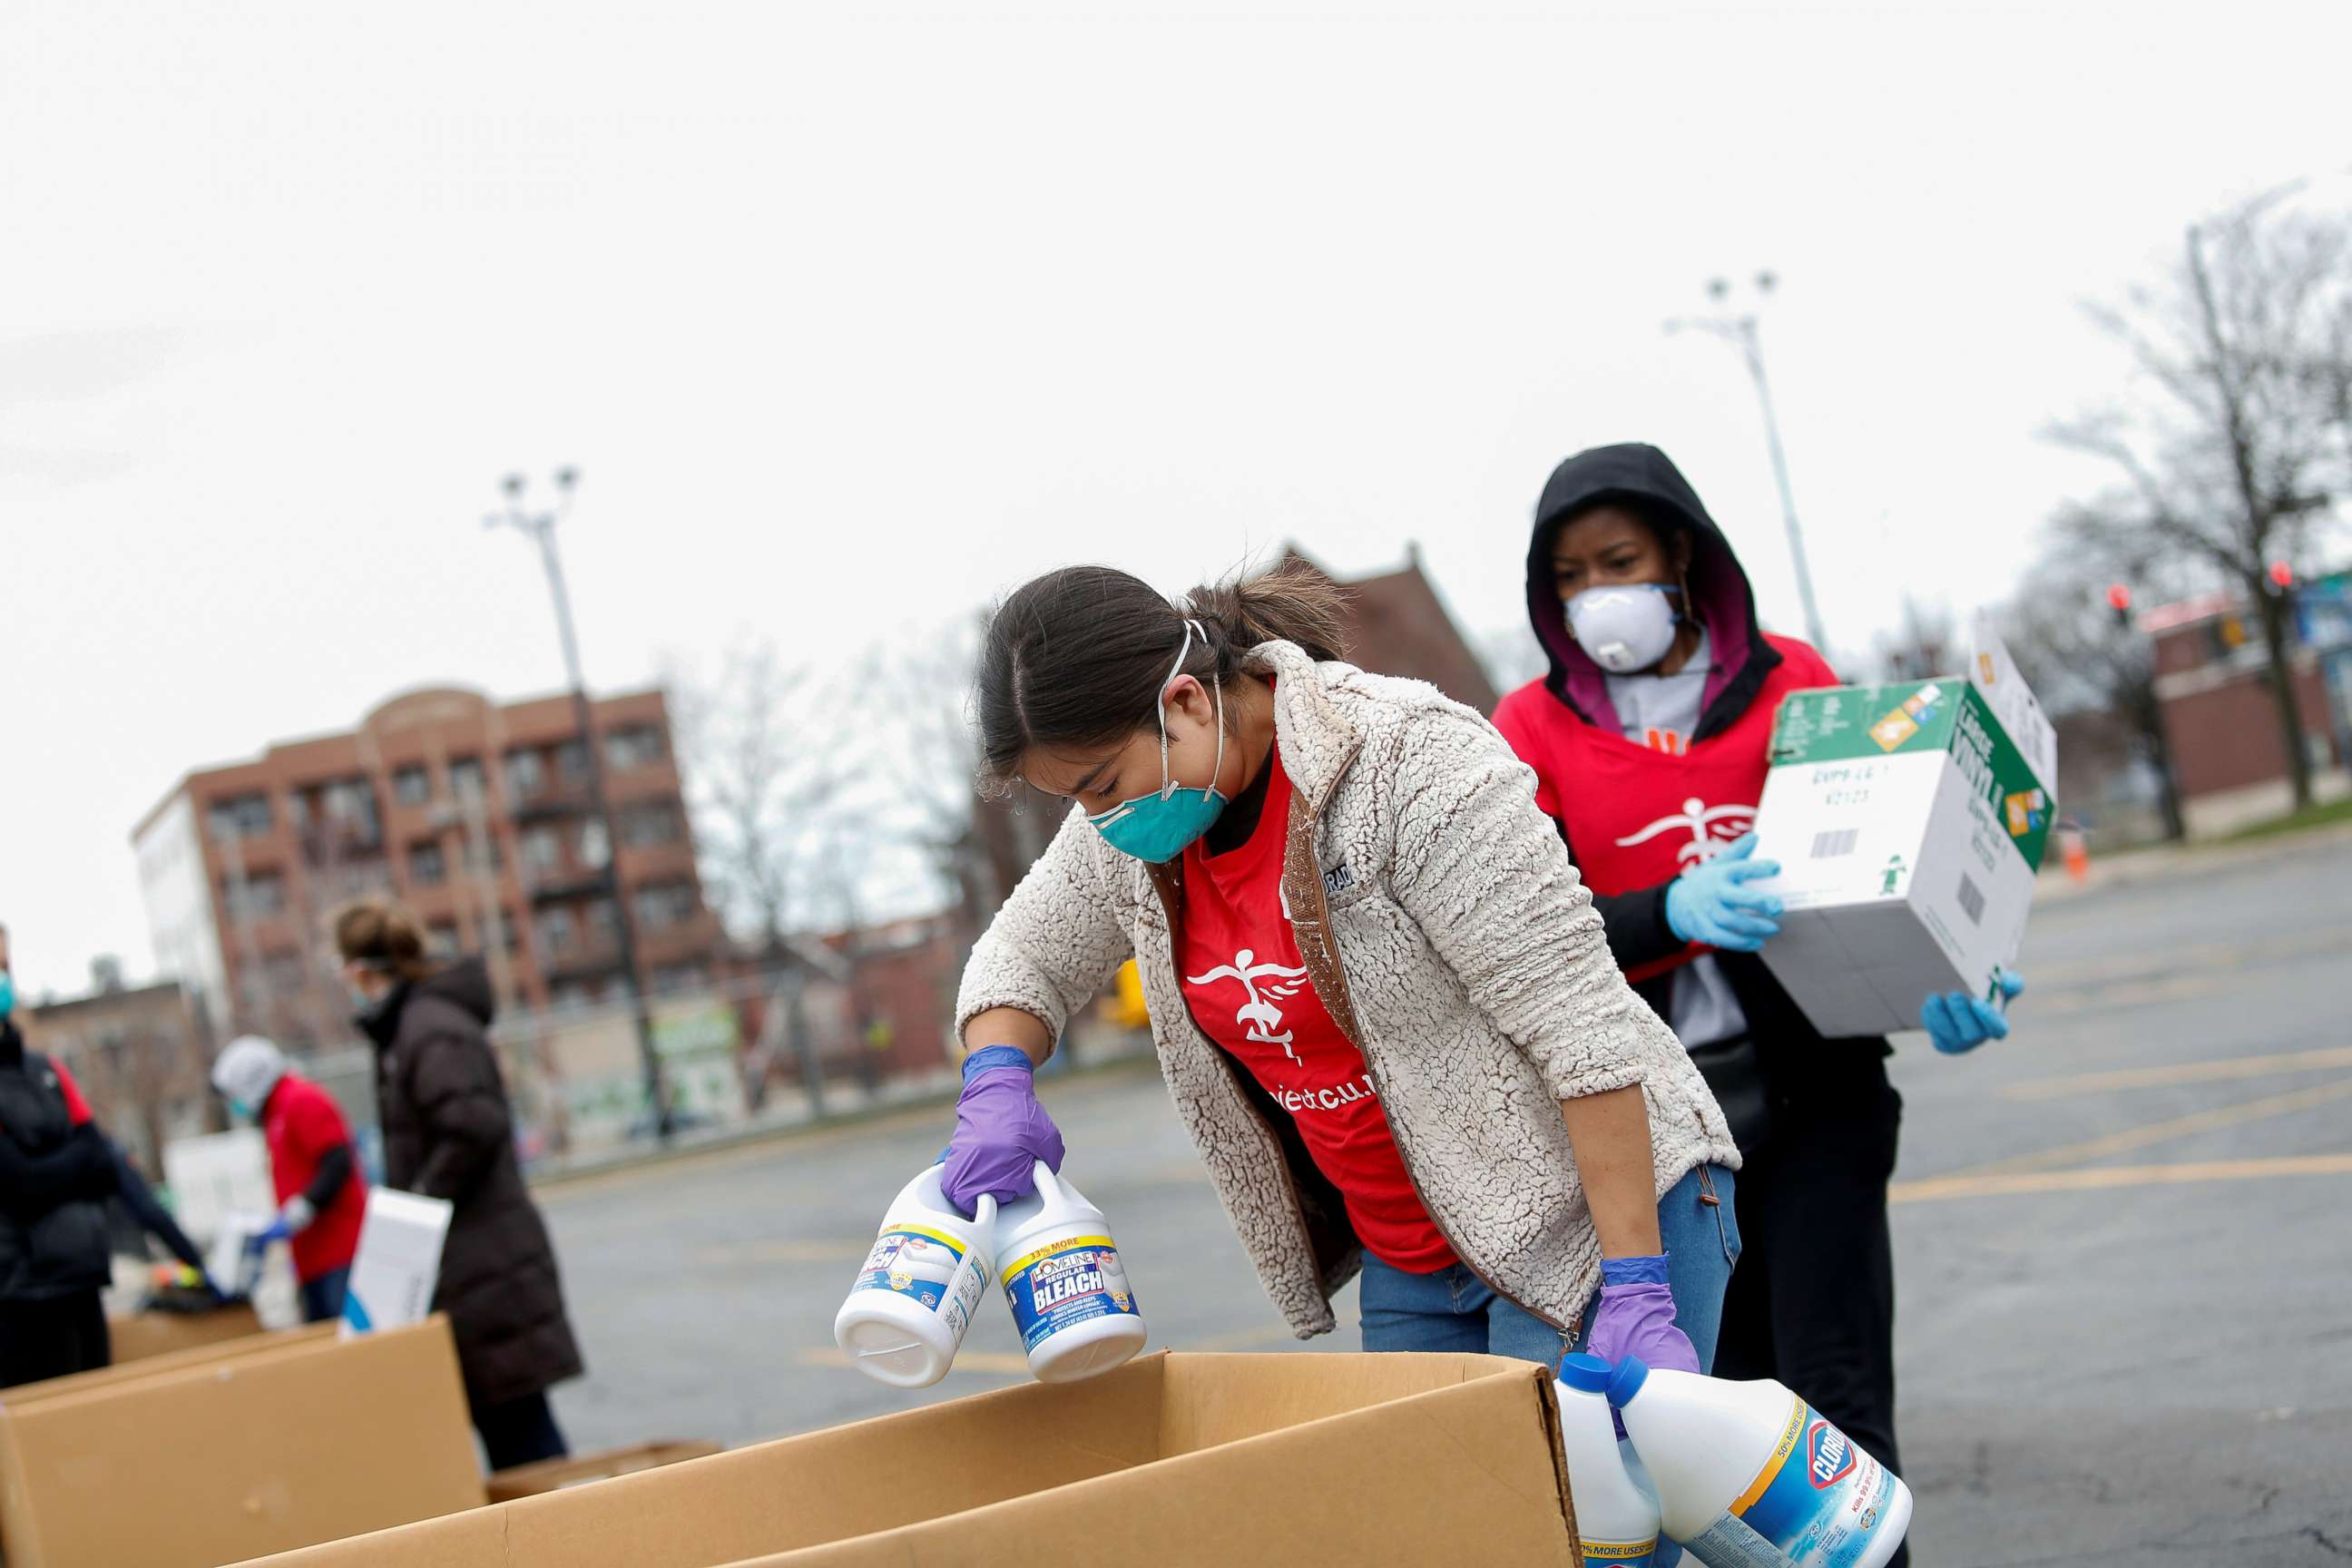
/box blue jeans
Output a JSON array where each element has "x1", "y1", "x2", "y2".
[
  {"x1": 1358, "y1": 1163, "x2": 1740, "y2": 1369},
  {"x1": 299, "y1": 1267, "x2": 351, "y2": 1326}
]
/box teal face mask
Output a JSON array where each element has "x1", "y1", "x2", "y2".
[
  {"x1": 228, "y1": 1098, "x2": 255, "y2": 1122},
  {"x1": 1086, "y1": 621, "x2": 1229, "y2": 865},
  {"x1": 0, "y1": 973, "x2": 14, "y2": 1020}
]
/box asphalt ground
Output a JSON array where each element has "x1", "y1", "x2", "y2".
[{"x1": 538, "y1": 827, "x2": 2352, "y2": 1566}]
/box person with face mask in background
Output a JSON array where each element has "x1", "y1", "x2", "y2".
[
  {"x1": 0, "y1": 921, "x2": 122, "y2": 1386},
  {"x1": 333, "y1": 898, "x2": 582, "y2": 1470},
  {"x1": 945, "y1": 562, "x2": 1743, "y2": 1377},
  {"x1": 211, "y1": 1034, "x2": 368, "y2": 1322},
  {"x1": 1492, "y1": 444, "x2": 2024, "y2": 1567}
]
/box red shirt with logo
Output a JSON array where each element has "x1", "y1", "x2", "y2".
[
  {"x1": 1178, "y1": 745, "x2": 1457, "y2": 1273},
  {"x1": 262, "y1": 1073, "x2": 368, "y2": 1282},
  {"x1": 1493, "y1": 634, "x2": 1837, "y2": 983}
]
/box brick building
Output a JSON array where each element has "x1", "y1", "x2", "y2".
[
  {"x1": 2146, "y1": 588, "x2": 2351, "y2": 836},
  {"x1": 132, "y1": 685, "x2": 724, "y2": 1050},
  {"x1": 1282, "y1": 544, "x2": 1501, "y2": 712}
]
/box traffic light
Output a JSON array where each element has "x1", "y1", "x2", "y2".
[
  {"x1": 2268, "y1": 559, "x2": 2294, "y2": 591},
  {"x1": 2105, "y1": 583, "x2": 2132, "y2": 628}
]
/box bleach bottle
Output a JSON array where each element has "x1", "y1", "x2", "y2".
[
  {"x1": 1607, "y1": 1357, "x2": 1911, "y2": 1568},
  {"x1": 994, "y1": 1161, "x2": 1148, "y2": 1383},
  {"x1": 1555, "y1": 1353, "x2": 1660, "y2": 1565},
  {"x1": 833, "y1": 1165, "x2": 996, "y2": 1389}
]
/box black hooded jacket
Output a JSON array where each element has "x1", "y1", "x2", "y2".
[
  {"x1": 364, "y1": 958, "x2": 583, "y2": 1406},
  {"x1": 1500, "y1": 443, "x2": 1891, "y2": 1090}
]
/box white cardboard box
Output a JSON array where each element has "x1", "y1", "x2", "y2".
[
  {"x1": 1749, "y1": 622, "x2": 2057, "y2": 1038},
  {"x1": 339, "y1": 1189, "x2": 453, "y2": 1337}
]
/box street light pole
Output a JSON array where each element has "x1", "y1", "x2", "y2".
[
  {"x1": 1666, "y1": 273, "x2": 1832, "y2": 657},
  {"x1": 489, "y1": 469, "x2": 671, "y2": 1142}
]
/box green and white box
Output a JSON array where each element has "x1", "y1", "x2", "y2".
[{"x1": 1749, "y1": 623, "x2": 2057, "y2": 1038}]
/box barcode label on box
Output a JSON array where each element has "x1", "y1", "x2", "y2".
[
  {"x1": 1955, "y1": 871, "x2": 1986, "y2": 925},
  {"x1": 1810, "y1": 828, "x2": 1859, "y2": 858}
]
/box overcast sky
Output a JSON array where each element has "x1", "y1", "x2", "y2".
[{"x1": 4, "y1": 0, "x2": 2347, "y2": 995}]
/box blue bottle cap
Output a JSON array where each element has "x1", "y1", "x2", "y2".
[
  {"x1": 1605, "y1": 1355, "x2": 1651, "y2": 1407},
  {"x1": 1556, "y1": 1352, "x2": 1612, "y2": 1394}
]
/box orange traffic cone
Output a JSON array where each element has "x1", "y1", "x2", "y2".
[{"x1": 2059, "y1": 826, "x2": 2090, "y2": 884}]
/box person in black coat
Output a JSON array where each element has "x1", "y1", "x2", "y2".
[
  {"x1": 0, "y1": 921, "x2": 122, "y2": 1387},
  {"x1": 332, "y1": 897, "x2": 583, "y2": 1470}
]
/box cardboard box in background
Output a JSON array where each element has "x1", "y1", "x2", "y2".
[
  {"x1": 1751, "y1": 622, "x2": 2056, "y2": 1039},
  {"x1": 0, "y1": 1318, "x2": 482, "y2": 1568},
  {"x1": 109, "y1": 1298, "x2": 266, "y2": 1362},
  {"x1": 240, "y1": 1352, "x2": 1580, "y2": 1568},
  {"x1": 486, "y1": 1441, "x2": 725, "y2": 1503},
  {"x1": 340, "y1": 1188, "x2": 453, "y2": 1335},
  {"x1": 6, "y1": 1322, "x2": 335, "y2": 1406}
]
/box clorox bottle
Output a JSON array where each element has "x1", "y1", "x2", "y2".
[
  {"x1": 994, "y1": 1161, "x2": 1148, "y2": 1382},
  {"x1": 833, "y1": 1165, "x2": 996, "y2": 1389},
  {"x1": 1555, "y1": 1353, "x2": 1660, "y2": 1565},
  {"x1": 1606, "y1": 1357, "x2": 1911, "y2": 1568}
]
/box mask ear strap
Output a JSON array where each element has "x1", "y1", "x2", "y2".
[{"x1": 1158, "y1": 619, "x2": 1203, "y2": 800}]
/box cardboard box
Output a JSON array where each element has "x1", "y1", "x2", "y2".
[
  {"x1": 1752, "y1": 623, "x2": 2056, "y2": 1038},
  {"x1": 110, "y1": 1298, "x2": 267, "y2": 1362},
  {"x1": 341, "y1": 1188, "x2": 453, "y2": 1335},
  {"x1": 240, "y1": 1352, "x2": 1580, "y2": 1567},
  {"x1": 0, "y1": 1318, "x2": 483, "y2": 1568},
  {"x1": 486, "y1": 1441, "x2": 726, "y2": 1503},
  {"x1": 8, "y1": 1322, "x2": 336, "y2": 1406}
]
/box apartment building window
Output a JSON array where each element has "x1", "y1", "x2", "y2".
[
  {"x1": 621, "y1": 801, "x2": 684, "y2": 848},
  {"x1": 206, "y1": 792, "x2": 272, "y2": 842},
  {"x1": 539, "y1": 906, "x2": 579, "y2": 954},
  {"x1": 426, "y1": 922, "x2": 460, "y2": 957},
  {"x1": 652, "y1": 962, "x2": 709, "y2": 995},
  {"x1": 224, "y1": 872, "x2": 286, "y2": 921},
  {"x1": 633, "y1": 881, "x2": 697, "y2": 932},
  {"x1": 505, "y1": 748, "x2": 548, "y2": 798},
  {"x1": 519, "y1": 826, "x2": 564, "y2": 876},
  {"x1": 556, "y1": 739, "x2": 591, "y2": 783},
  {"x1": 448, "y1": 756, "x2": 486, "y2": 802},
  {"x1": 605, "y1": 725, "x2": 667, "y2": 771},
  {"x1": 392, "y1": 764, "x2": 432, "y2": 807},
  {"x1": 409, "y1": 841, "x2": 447, "y2": 886},
  {"x1": 585, "y1": 898, "x2": 622, "y2": 945}
]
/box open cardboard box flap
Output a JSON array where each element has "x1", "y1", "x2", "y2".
[
  {"x1": 0, "y1": 1318, "x2": 482, "y2": 1568},
  {"x1": 244, "y1": 1351, "x2": 1577, "y2": 1567}
]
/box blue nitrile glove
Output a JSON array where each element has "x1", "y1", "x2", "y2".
[
  {"x1": 1922, "y1": 970, "x2": 2025, "y2": 1054},
  {"x1": 940, "y1": 1045, "x2": 1064, "y2": 1217},
  {"x1": 247, "y1": 1218, "x2": 290, "y2": 1249},
  {"x1": 1663, "y1": 834, "x2": 1784, "y2": 953}
]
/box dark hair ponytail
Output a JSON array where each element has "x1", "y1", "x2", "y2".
[{"x1": 975, "y1": 561, "x2": 1350, "y2": 797}]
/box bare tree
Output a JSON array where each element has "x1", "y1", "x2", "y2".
[
  {"x1": 861, "y1": 617, "x2": 1058, "y2": 946},
  {"x1": 667, "y1": 642, "x2": 862, "y2": 956},
  {"x1": 2045, "y1": 198, "x2": 2352, "y2": 809},
  {"x1": 1998, "y1": 523, "x2": 2200, "y2": 843},
  {"x1": 1868, "y1": 596, "x2": 1957, "y2": 684}
]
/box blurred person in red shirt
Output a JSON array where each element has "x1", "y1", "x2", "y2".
[{"x1": 211, "y1": 1035, "x2": 368, "y2": 1322}]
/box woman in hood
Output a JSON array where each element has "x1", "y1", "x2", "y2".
[
  {"x1": 336, "y1": 897, "x2": 583, "y2": 1470},
  {"x1": 1493, "y1": 444, "x2": 2021, "y2": 1563},
  {"x1": 944, "y1": 560, "x2": 1740, "y2": 1380}
]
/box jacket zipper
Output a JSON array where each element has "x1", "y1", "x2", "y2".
[
  {"x1": 1146, "y1": 860, "x2": 1331, "y2": 1302},
  {"x1": 1280, "y1": 759, "x2": 1577, "y2": 1336}
]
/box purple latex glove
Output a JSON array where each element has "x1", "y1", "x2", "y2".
[
  {"x1": 1585, "y1": 1254, "x2": 1700, "y2": 1376},
  {"x1": 940, "y1": 1045, "x2": 1064, "y2": 1216}
]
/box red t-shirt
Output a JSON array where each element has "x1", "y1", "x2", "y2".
[
  {"x1": 1179, "y1": 746, "x2": 1456, "y2": 1273},
  {"x1": 264, "y1": 1074, "x2": 368, "y2": 1282}
]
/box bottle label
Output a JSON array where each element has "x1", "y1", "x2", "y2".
[
  {"x1": 1684, "y1": 1396, "x2": 1899, "y2": 1567},
  {"x1": 853, "y1": 1224, "x2": 984, "y2": 1338},
  {"x1": 1581, "y1": 1535, "x2": 1657, "y2": 1563},
  {"x1": 1000, "y1": 1234, "x2": 1141, "y2": 1352}
]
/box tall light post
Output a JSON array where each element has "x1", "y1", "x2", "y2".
[
  {"x1": 488, "y1": 469, "x2": 671, "y2": 1142},
  {"x1": 1666, "y1": 272, "x2": 1831, "y2": 657}
]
